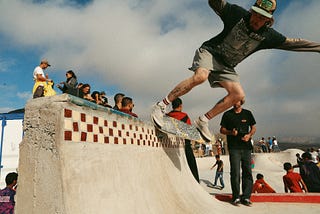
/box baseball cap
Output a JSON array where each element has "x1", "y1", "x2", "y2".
[
  {"x1": 251, "y1": 0, "x2": 276, "y2": 18},
  {"x1": 41, "y1": 59, "x2": 51, "y2": 66}
]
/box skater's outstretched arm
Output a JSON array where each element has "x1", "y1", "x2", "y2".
[
  {"x1": 208, "y1": 0, "x2": 226, "y2": 16},
  {"x1": 277, "y1": 38, "x2": 320, "y2": 53}
]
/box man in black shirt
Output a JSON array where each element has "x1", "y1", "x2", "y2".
[
  {"x1": 220, "y1": 100, "x2": 256, "y2": 206},
  {"x1": 151, "y1": 0, "x2": 320, "y2": 142}
]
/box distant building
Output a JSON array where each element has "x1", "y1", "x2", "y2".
[{"x1": 0, "y1": 110, "x2": 24, "y2": 188}]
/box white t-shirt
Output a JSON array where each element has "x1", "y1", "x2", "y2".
[{"x1": 33, "y1": 66, "x2": 45, "y2": 81}]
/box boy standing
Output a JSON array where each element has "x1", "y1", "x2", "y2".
[
  {"x1": 0, "y1": 172, "x2": 18, "y2": 214},
  {"x1": 210, "y1": 155, "x2": 224, "y2": 189},
  {"x1": 283, "y1": 162, "x2": 308, "y2": 193}
]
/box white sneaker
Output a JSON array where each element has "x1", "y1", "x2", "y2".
[
  {"x1": 194, "y1": 117, "x2": 212, "y2": 142},
  {"x1": 151, "y1": 103, "x2": 166, "y2": 128}
]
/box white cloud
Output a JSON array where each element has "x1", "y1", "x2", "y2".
[
  {"x1": 0, "y1": 0, "x2": 320, "y2": 137},
  {"x1": 17, "y1": 91, "x2": 32, "y2": 100}
]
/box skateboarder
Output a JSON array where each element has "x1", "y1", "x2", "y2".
[{"x1": 151, "y1": 0, "x2": 320, "y2": 142}]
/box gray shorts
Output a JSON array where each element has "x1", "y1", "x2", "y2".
[{"x1": 189, "y1": 48, "x2": 239, "y2": 88}]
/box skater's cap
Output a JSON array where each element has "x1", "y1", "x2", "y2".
[
  {"x1": 251, "y1": 0, "x2": 276, "y2": 18},
  {"x1": 41, "y1": 59, "x2": 51, "y2": 66}
]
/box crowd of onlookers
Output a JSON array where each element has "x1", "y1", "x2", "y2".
[
  {"x1": 32, "y1": 60, "x2": 138, "y2": 118},
  {"x1": 256, "y1": 136, "x2": 280, "y2": 153},
  {"x1": 55, "y1": 70, "x2": 139, "y2": 117}
]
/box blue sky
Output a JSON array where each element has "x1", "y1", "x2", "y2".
[{"x1": 0, "y1": 0, "x2": 320, "y2": 138}]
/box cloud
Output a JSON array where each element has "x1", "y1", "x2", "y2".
[
  {"x1": 17, "y1": 91, "x2": 32, "y2": 100},
  {"x1": 0, "y1": 0, "x2": 319, "y2": 137}
]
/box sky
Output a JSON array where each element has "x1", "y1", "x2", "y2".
[{"x1": 0, "y1": 0, "x2": 320, "y2": 139}]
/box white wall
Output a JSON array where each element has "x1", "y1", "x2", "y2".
[{"x1": 0, "y1": 118, "x2": 23, "y2": 188}]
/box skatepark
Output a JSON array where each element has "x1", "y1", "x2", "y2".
[{"x1": 14, "y1": 94, "x2": 320, "y2": 213}]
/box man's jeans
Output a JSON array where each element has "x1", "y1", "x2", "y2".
[{"x1": 229, "y1": 149, "x2": 253, "y2": 200}]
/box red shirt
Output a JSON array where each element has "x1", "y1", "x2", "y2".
[
  {"x1": 283, "y1": 171, "x2": 303, "y2": 193},
  {"x1": 252, "y1": 179, "x2": 276, "y2": 193},
  {"x1": 120, "y1": 109, "x2": 138, "y2": 118},
  {"x1": 166, "y1": 111, "x2": 191, "y2": 125}
]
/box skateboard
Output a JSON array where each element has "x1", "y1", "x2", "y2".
[{"x1": 154, "y1": 115, "x2": 207, "y2": 142}]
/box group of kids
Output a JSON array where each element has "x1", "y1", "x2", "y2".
[{"x1": 210, "y1": 151, "x2": 320, "y2": 193}]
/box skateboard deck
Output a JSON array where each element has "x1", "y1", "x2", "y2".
[{"x1": 154, "y1": 115, "x2": 206, "y2": 142}]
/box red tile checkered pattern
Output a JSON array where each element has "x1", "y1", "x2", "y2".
[{"x1": 63, "y1": 108, "x2": 185, "y2": 148}]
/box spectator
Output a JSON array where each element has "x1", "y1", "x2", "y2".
[
  {"x1": 113, "y1": 93, "x2": 125, "y2": 110},
  {"x1": 268, "y1": 137, "x2": 273, "y2": 153},
  {"x1": 120, "y1": 97, "x2": 138, "y2": 118},
  {"x1": 32, "y1": 59, "x2": 51, "y2": 98},
  {"x1": 210, "y1": 155, "x2": 224, "y2": 189},
  {"x1": 220, "y1": 100, "x2": 256, "y2": 206},
  {"x1": 220, "y1": 138, "x2": 225, "y2": 155},
  {"x1": 252, "y1": 173, "x2": 276, "y2": 193},
  {"x1": 91, "y1": 91, "x2": 102, "y2": 105},
  {"x1": 166, "y1": 98, "x2": 200, "y2": 183},
  {"x1": 293, "y1": 153, "x2": 303, "y2": 168},
  {"x1": 78, "y1": 84, "x2": 94, "y2": 102},
  {"x1": 259, "y1": 137, "x2": 267, "y2": 153},
  {"x1": 0, "y1": 172, "x2": 18, "y2": 214},
  {"x1": 272, "y1": 136, "x2": 280, "y2": 152},
  {"x1": 100, "y1": 91, "x2": 112, "y2": 108},
  {"x1": 299, "y1": 152, "x2": 320, "y2": 192},
  {"x1": 310, "y1": 148, "x2": 318, "y2": 163},
  {"x1": 283, "y1": 162, "x2": 308, "y2": 193},
  {"x1": 57, "y1": 70, "x2": 78, "y2": 94}
]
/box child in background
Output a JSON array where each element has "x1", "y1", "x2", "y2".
[
  {"x1": 252, "y1": 173, "x2": 276, "y2": 193},
  {"x1": 283, "y1": 162, "x2": 308, "y2": 193},
  {"x1": 210, "y1": 155, "x2": 224, "y2": 189}
]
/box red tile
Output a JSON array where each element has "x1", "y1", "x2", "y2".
[
  {"x1": 104, "y1": 120, "x2": 108, "y2": 127},
  {"x1": 64, "y1": 109, "x2": 72, "y2": 118},
  {"x1": 118, "y1": 130, "x2": 122, "y2": 137},
  {"x1": 123, "y1": 138, "x2": 126, "y2": 144},
  {"x1": 93, "y1": 134, "x2": 98, "y2": 142},
  {"x1": 73, "y1": 122, "x2": 79, "y2": 132},
  {"x1": 81, "y1": 113, "x2": 86, "y2": 122},
  {"x1": 137, "y1": 140, "x2": 140, "y2": 145},
  {"x1": 113, "y1": 121, "x2": 117, "y2": 128},
  {"x1": 109, "y1": 128, "x2": 113, "y2": 136},
  {"x1": 93, "y1": 117, "x2": 99, "y2": 124},
  {"x1": 104, "y1": 137, "x2": 109, "y2": 144},
  {"x1": 114, "y1": 137, "x2": 118, "y2": 144},
  {"x1": 64, "y1": 131, "x2": 72, "y2": 141},
  {"x1": 121, "y1": 124, "x2": 125, "y2": 129},
  {"x1": 129, "y1": 125, "x2": 132, "y2": 130},
  {"x1": 87, "y1": 124, "x2": 93, "y2": 132},
  {"x1": 135, "y1": 126, "x2": 138, "y2": 131},
  {"x1": 81, "y1": 132, "x2": 87, "y2": 141},
  {"x1": 131, "y1": 139, "x2": 134, "y2": 144},
  {"x1": 99, "y1": 127, "x2": 103, "y2": 134},
  {"x1": 126, "y1": 132, "x2": 129, "y2": 137}
]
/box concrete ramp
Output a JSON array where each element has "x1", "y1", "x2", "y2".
[{"x1": 15, "y1": 94, "x2": 228, "y2": 214}]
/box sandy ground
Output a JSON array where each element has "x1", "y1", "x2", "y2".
[{"x1": 196, "y1": 149, "x2": 320, "y2": 213}]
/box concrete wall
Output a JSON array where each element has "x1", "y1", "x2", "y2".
[{"x1": 15, "y1": 94, "x2": 223, "y2": 214}]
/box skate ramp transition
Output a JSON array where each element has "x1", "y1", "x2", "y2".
[{"x1": 15, "y1": 94, "x2": 229, "y2": 214}]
